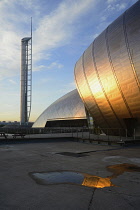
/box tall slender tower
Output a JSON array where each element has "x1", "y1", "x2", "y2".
[{"x1": 20, "y1": 19, "x2": 32, "y2": 125}]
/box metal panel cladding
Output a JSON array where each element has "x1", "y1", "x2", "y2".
[
  {"x1": 33, "y1": 89, "x2": 86, "y2": 127},
  {"x1": 74, "y1": 1, "x2": 140, "y2": 131}
]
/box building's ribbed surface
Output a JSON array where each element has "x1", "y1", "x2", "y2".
[{"x1": 74, "y1": 1, "x2": 140, "y2": 134}]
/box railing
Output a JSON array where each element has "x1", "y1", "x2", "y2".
[{"x1": 0, "y1": 127, "x2": 139, "y2": 142}]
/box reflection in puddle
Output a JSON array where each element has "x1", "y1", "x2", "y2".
[
  {"x1": 29, "y1": 163, "x2": 140, "y2": 189},
  {"x1": 107, "y1": 163, "x2": 140, "y2": 178},
  {"x1": 82, "y1": 175, "x2": 114, "y2": 188}
]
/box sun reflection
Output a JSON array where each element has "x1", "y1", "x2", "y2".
[{"x1": 82, "y1": 175, "x2": 115, "y2": 188}]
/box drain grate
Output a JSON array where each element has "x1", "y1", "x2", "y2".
[{"x1": 57, "y1": 152, "x2": 88, "y2": 157}]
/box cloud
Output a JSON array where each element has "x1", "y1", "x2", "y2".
[
  {"x1": 101, "y1": 16, "x2": 107, "y2": 22},
  {"x1": 33, "y1": 61, "x2": 64, "y2": 72},
  {"x1": 33, "y1": 0, "x2": 97, "y2": 57},
  {"x1": 58, "y1": 81, "x2": 76, "y2": 94},
  {"x1": 0, "y1": 1, "x2": 25, "y2": 79},
  {"x1": 99, "y1": 0, "x2": 130, "y2": 28},
  {"x1": 39, "y1": 78, "x2": 51, "y2": 84},
  {"x1": 116, "y1": 3, "x2": 127, "y2": 11},
  {"x1": 106, "y1": 0, "x2": 127, "y2": 12},
  {"x1": 91, "y1": 33, "x2": 99, "y2": 40},
  {"x1": 8, "y1": 79, "x2": 17, "y2": 85},
  {"x1": 0, "y1": 0, "x2": 132, "y2": 81},
  {"x1": 107, "y1": 3, "x2": 127, "y2": 11},
  {"x1": 107, "y1": 0, "x2": 117, "y2": 3},
  {"x1": 0, "y1": 0, "x2": 97, "y2": 80},
  {"x1": 46, "y1": 62, "x2": 64, "y2": 70}
]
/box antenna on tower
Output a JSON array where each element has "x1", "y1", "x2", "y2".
[{"x1": 31, "y1": 17, "x2": 32, "y2": 38}]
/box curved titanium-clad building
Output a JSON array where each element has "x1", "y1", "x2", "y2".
[
  {"x1": 33, "y1": 89, "x2": 87, "y2": 128},
  {"x1": 74, "y1": 1, "x2": 140, "y2": 134}
]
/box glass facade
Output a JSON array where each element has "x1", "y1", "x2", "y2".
[
  {"x1": 74, "y1": 1, "x2": 140, "y2": 134},
  {"x1": 33, "y1": 89, "x2": 87, "y2": 128}
]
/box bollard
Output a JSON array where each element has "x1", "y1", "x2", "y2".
[
  {"x1": 72, "y1": 128, "x2": 73, "y2": 138},
  {"x1": 134, "y1": 128, "x2": 136, "y2": 140},
  {"x1": 125, "y1": 129, "x2": 127, "y2": 140},
  {"x1": 120, "y1": 129, "x2": 122, "y2": 141},
  {"x1": 107, "y1": 129, "x2": 110, "y2": 145}
]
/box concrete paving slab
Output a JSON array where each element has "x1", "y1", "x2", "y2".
[{"x1": 0, "y1": 139, "x2": 140, "y2": 210}]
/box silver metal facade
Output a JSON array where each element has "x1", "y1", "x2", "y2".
[
  {"x1": 20, "y1": 36, "x2": 32, "y2": 125},
  {"x1": 33, "y1": 89, "x2": 87, "y2": 127},
  {"x1": 74, "y1": 1, "x2": 140, "y2": 134}
]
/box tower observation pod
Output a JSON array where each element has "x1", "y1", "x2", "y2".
[{"x1": 20, "y1": 20, "x2": 32, "y2": 125}]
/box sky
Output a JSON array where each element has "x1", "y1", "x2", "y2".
[{"x1": 0, "y1": 0, "x2": 138, "y2": 122}]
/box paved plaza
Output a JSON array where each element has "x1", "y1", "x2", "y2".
[{"x1": 0, "y1": 138, "x2": 140, "y2": 210}]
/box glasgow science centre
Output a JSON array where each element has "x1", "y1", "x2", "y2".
[{"x1": 33, "y1": 1, "x2": 140, "y2": 137}]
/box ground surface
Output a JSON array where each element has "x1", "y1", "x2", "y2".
[{"x1": 0, "y1": 139, "x2": 140, "y2": 210}]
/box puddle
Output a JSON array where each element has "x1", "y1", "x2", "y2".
[
  {"x1": 107, "y1": 163, "x2": 140, "y2": 178},
  {"x1": 29, "y1": 163, "x2": 140, "y2": 189},
  {"x1": 103, "y1": 156, "x2": 140, "y2": 164},
  {"x1": 129, "y1": 158, "x2": 140, "y2": 164},
  {"x1": 29, "y1": 171, "x2": 114, "y2": 188}
]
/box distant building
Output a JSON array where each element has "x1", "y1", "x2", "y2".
[{"x1": 33, "y1": 89, "x2": 88, "y2": 128}]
